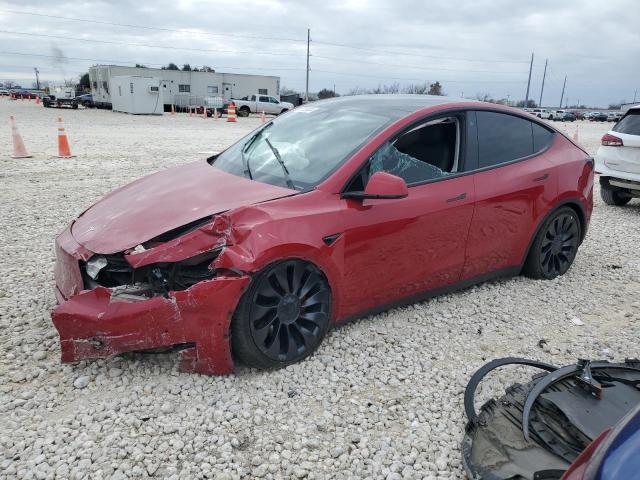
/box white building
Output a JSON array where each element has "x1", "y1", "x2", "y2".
[
  {"x1": 110, "y1": 76, "x2": 164, "y2": 115},
  {"x1": 89, "y1": 65, "x2": 280, "y2": 112}
]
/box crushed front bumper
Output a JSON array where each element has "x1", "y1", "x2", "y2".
[{"x1": 51, "y1": 226, "x2": 249, "y2": 375}]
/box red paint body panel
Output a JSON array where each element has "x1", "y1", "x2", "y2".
[
  {"x1": 52, "y1": 276, "x2": 249, "y2": 375},
  {"x1": 51, "y1": 98, "x2": 593, "y2": 375},
  {"x1": 71, "y1": 161, "x2": 293, "y2": 254},
  {"x1": 462, "y1": 154, "x2": 558, "y2": 278},
  {"x1": 339, "y1": 175, "x2": 475, "y2": 316}
]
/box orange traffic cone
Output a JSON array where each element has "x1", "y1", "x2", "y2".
[
  {"x1": 572, "y1": 125, "x2": 579, "y2": 142},
  {"x1": 36, "y1": 96, "x2": 40, "y2": 105},
  {"x1": 56, "y1": 117, "x2": 75, "y2": 158},
  {"x1": 9, "y1": 116, "x2": 32, "y2": 158},
  {"x1": 227, "y1": 102, "x2": 237, "y2": 123},
  {"x1": 202, "y1": 106, "x2": 207, "y2": 119},
  {"x1": 260, "y1": 110, "x2": 266, "y2": 123},
  {"x1": 213, "y1": 108, "x2": 218, "y2": 121}
]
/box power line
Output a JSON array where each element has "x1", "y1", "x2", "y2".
[
  {"x1": 313, "y1": 69, "x2": 528, "y2": 84},
  {"x1": 0, "y1": 9, "x2": 306, "y2": 43},
  {"x1": 0, "y1": 29, "x2": 306, "y2": 57},
  {"x1": 313, "y1": 40, "x2": 530, "y2": 64},
  {"x1": 0, "y1": 51, "x2": 304, "y2": 71},
  {"x1": 0, "y1": 8, "x2": 531, "y2": 66},
  {"x1": 313, "y1": 54, "x2": 528, "y2": 74}
]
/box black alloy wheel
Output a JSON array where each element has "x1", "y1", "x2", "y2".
[
  {"x1": 539, "y1": 213, "x2": 580, "y2": 277},
  {"x1": 524, "y1": 207, "x2": 582, "y2": 280},
  {"x1": 232, "y1": 260, "x2": 331, "y2": 368}
]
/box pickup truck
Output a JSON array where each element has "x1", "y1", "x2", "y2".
[
  {"x1": 232, "y1": 94, "x2": 294, "y2": 117},
  {"x1": 43, "y1": 84, "x2": 78, "y2": 109}
]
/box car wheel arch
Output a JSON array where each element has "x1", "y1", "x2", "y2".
[
  {"x1": 219, "y1": 242, "x2": 343, "y2": 314},
  {"x1": 521, "y1": 199, "x2": 587, "y2": 268}
]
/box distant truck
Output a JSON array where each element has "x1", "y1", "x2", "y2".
[
  {"x1": 232, "y1": 94, "x2": 294, "y2": 117},
  {"x1": 43, "y1": 84, "x2": 78, "y2": 109}
]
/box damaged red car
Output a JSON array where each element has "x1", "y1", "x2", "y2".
[{"x1": 52, "y1": 95, "x2": 594, "y2": 375}]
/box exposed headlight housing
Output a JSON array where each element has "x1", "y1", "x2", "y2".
[{"x1": 86, "y1": 255, "x2": 108, "y2": 279}]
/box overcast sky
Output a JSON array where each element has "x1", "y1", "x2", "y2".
[{"x1": 0, "y1": 0, "x2": 638, "y2": 107}]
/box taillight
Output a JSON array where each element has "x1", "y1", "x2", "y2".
[{"x1": 601, "y1": 133, "x2": 623, "y2": 146}]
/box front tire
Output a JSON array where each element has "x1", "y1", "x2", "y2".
[
  {"x1": 601, "y1": 187, "x2": 631, "y2": 206},
  {"x1": 231, "y1": 260, "x2": 331, "y2": 369},
  {"x1": 523, "y1": 207, "x2": 581, "y2": 280}
]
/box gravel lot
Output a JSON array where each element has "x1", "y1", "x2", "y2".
[{"x1": 1, "y1": 99, "x2": 639, "y2": 480}]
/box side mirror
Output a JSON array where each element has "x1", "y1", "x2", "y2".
[{"x1": 342, "y1": 172, "x2": 408, "y2": 200}]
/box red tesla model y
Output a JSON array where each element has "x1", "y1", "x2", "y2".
[{"x1": 52, "y1": 95, "x2": 593, "y2": 375}]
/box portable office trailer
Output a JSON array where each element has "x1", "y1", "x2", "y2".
[
  {"x1": 89, "y1": 65, "x2": 280, "y2": 111},
  {"x1": 110, "y1": 76, "x2": 163, "y2": 114}
]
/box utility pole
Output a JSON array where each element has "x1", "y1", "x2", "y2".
[
  {"x1": 559, "y1": 75, "x2": 567, "y2": 108},
  {"x1": 305, "y1": 28, "x2": 310, "y2": 103},
  {"x1": 524, "y1": 52, "x2": 534, "y2": 107},
  {"x1": 34, "y1": 67, "x2": 40, "y2": 90},
  {"x1": 634, "y1": 89, "x2": 638, "y2": 103},
  {"x1": 538, "y1": 59, "x2": 547, "y2": 107}
]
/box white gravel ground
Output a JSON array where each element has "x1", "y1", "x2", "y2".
[{"x1": 1, "y1": 99, "x2": 639, "y2": 480}]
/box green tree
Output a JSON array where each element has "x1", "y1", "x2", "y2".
[
  {"x1": 135, "y1": 64, "x2": 147, "y2": 68},
  {"x1": 317, "y1": 88, "x2": 338, "y2": 99},
  {"x1": 182, "y1": 64, "x2": 192, "y2": 71},
  {"x1": 162, "y1": 63, "x2": 179, "y2": 70},
  {"x1": 78, "y1": 72, "x2": 90, "y2": 90},
  {"x1": 428, "y1": 81, "x2": 444, "y2": 95}
]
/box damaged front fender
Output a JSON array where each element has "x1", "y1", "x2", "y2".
[{"x1": 52, "y1": 275, "x2": 249, "y2": 375}]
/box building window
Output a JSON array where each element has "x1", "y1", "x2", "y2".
[
  {"x1": 92, "y1": 81, "x2": 98, "y2": 89},
  {"x1": 102, "y1": 81, "x2": 109, "y2": 94},
  {"x1": 207, "y1": 86, "x2": 218, "y2": 94},
  {"x1": 130, "y1": 83, "x2": 134, "y2": 94},
  {"x1": 258, "y1": 88, "x2": 268, "y2": 95},
  {"x1": 178, "y1": 84, "x2": 191, "y2": 93}
]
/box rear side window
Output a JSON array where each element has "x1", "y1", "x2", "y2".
[
  {"x1": 613, "y1": 111, "x2": 640, "y2": 135},
  {"x1": 476, "y1": 111, "x2": 533, "y2": 168},
  {"x1": 532, "y1": 123, "x2": 554, "y2": 151}
]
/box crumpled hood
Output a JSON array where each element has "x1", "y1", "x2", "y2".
[{"x1": 71, "y1": 160, "x2": 294, "y2": 254}]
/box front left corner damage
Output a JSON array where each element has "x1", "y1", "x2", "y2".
[{"x1": 52, "y1": 275, "x2": 250, "y2": 376}]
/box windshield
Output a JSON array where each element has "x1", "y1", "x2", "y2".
[{"x1": 211, "y1": 102, "x2": 396, "y2": 190}]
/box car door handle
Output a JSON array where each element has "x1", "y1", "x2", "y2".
[
  {"x1": 533, "y1": 173, "x2": 549, "y2": 182},
  {"x1": 446, "y1": 193, "x2": 467, "y2": 203}
]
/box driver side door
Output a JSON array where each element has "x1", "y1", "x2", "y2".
[{"x1": 338, "y1": 112, "x2": 477, "y2": 317}]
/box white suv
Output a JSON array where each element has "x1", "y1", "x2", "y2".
[
  {"x1": 530, "y1": 108, "x2": 552, "y2": 119},
  {"x1": 595, "y1": 105, "x2": 640, "y2": 205}
]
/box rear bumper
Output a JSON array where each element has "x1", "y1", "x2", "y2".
[{"x1": 52, "y1": 225, "x2": 250, "y2": 375}]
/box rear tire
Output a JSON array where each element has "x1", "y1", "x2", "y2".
[
  {"x1": 231, "y1": 260, "x2": 331, "y2": 369},
  {"x1": 237, "y1": 106, "x2": 250, "y2": 117},
  {"x1": 523, "y1": 207, "x2": 582, "y2": 280},
  {"x1": 601, "y1": 187, "x2": 631, "y2": 206}
]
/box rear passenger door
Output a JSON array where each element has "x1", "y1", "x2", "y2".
[{"x1": 461, "y1": 110, "x2": 557, "y2": 280}]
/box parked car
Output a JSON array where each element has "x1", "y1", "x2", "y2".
[
  {"x1": 76, "y1": 94, "x2": 94, "y2": 108},
  {"x1": 595, "y1": 105, "x2": 640, "y2": 206},
  {"x1": 0, "y1": 89, "x2": 9, "y2": 96},
  {"x1": 530, "y1": 108, "x2": 552, "y2": 119},
  {"x1": 607, "y1": 112, "x2": 623, "y2": 122},
  {"x1": 562, "y1": 403, "x2": 640, "y2": 480},
  {"x1": 590, "y1": 112, "x2": 608, "y2": 122},
  {"x1": 550, "y1": 109, "x2": 566, "y2": 121},
  {"x1": 233, "y1": 94, "x2": 294, "y2": 117},
  {"x1": 561, "y1": 111, "x2": 577, "y2": 122},
  {"x1": 51, "y1": 95, "x2": 593, "y2": 375},
  {"x1": 575, "y1": 111, "x2": 589, "y2": 120}
]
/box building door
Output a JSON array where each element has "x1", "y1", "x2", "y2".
[{"x1": 223, "y1": 83, "x2": 233, "y2": 101}]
